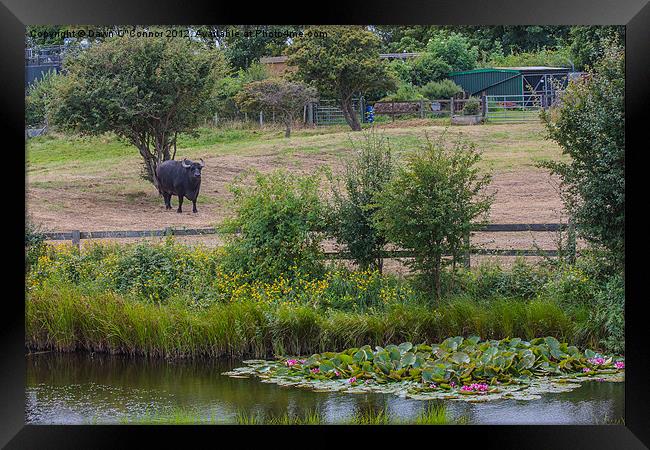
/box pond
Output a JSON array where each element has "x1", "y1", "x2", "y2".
[{"x1": 26, "y1": 352, "x2": 624, "y2": 425}]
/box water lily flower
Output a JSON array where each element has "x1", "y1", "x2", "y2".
[
  {"x1": 299, "y1": 359, "x2": 307, "y2": 364},
  {"x1": 450, "y1": 382, "x2": 456, "y2": 388},
  {"x1": 582, "y1": 367, "x2": 591, "y2": 373},
  {"x1": 429, "y1": 383, "x2": 437, "y2": 389},
  {"x1": 311, "y1": 368, "x2": 320, "y2": 374},
  {"x1": 615, "y1": 361, "x2": 625, "y2": 369},
  {"x1": 348, "y1": 377, "x2": 357, "y2": 384},
  {"x1": 334, "y1": 371, "x2": 340, "y2": 376},
  {"x1": 286, "y1": 359, "x2": 298, "y2": 367},
  {"x1": 588, "y1": 357, "x2": 606, "y2": 365}
]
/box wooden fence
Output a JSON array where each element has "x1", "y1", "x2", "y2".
[{"x1": 42, "y1": 222, "x2": 575, "y2": 268}]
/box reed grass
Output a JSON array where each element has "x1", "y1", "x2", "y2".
[{"x1": 26, "y1": 282, "x2": 594, "y2": 358}]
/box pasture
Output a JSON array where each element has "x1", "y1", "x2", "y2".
[{"x1": 27, "y1": 120, "x2": 567, "y2": 243}]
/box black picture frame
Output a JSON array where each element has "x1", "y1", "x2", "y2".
[{"x1": 3, "y1": 0, "x2": 648, "y2": 447}]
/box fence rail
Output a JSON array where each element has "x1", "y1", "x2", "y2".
[{"x1": 42, "y1": 223, "x2": 573, "y2": 266}]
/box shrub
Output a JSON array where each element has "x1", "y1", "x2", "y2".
[
  {"x1": 375, "y1": 134, "x2": 493, "y2": 298},
  {"x1": 419, "y1": 79, "x2": 463, "y2": 100},
  {"x1": 542, "y1": 42, "x2": 624, "y2": 267},
  {"x1": 462, "y1": 97, "x2": 481, "y2": 115},
  {"x1": 328, "y1": 131, "x2": 393, "y2": 272},
  {"x1": 426, "y1": 32, "x2": 478, "y2": 72},
  {"x1": 380, "y1": 82, "x2": 426, "y2": 102},
  {"x1": 220, "y1": 170, "x2": 326, "y2": 282},
  {"x1": 25, "y1": 71, "x2": 59, "y2": 127}
]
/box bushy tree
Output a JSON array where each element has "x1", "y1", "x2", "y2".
[
  {"x1": 329, "y1": 131, "x2": 393, "y2": 272},
  {"x1": 568, "y1": 26, "x2": 624, "y2": 71},
  {"x1": 426, "y1": 32, "x2": 478, "y2": 72},
  {"x1": 221, "y1": 25, "x2": 301, "y2": 70},
  {"x1": 375, "y1": 134, "x2": 493, "y2": 298},
  {"x1": 25, "y1": 70, "x2": 59, "y2": 127},
  {"x1": 220, "y1": 170, "x2": 326, "y2": 281},
  {"x1": 235, "y1": 79, "x2": 317, "y2": 137},
  {"x1": 286, "y1": 26, "x2": 396, "y2": 131},
  {"x1": 542, "y1": 43, "x2": 624, "y2": 267},
  {"x1": 49, "y1": 31, "x2": 227, "y2": 187}
]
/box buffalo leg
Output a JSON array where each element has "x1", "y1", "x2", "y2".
[
  {"x1": 163, "y1": 193, "x2": 172, "y2": 210},
  {"x1": 192, "y1": 200, "x2": 198, "y2": 214},
  {"x1": 177, "y1": 195, "x2": 183, "y2": 213}
]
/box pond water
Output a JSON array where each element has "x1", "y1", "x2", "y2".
[{"x1": 26, "y1": 352, "x2": 624, "y2": 425}]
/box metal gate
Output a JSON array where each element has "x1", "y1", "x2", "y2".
[
  {"x1": 312, "y1": 99, "x2": 364, "y2": 126},
  {"x1": 485, "y1": 94, "x2": 545, "y2": 123}
]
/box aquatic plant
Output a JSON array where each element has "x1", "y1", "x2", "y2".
[{"x1": 223, "y1": 336, "x2": 624, "y2": 402}]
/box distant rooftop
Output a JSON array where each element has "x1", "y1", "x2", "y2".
[{"x1": 495, "y1": 66, "x2": 570, "y2": 71}]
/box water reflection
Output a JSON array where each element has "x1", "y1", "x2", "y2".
[{"x1": 26, "y1": 352, "x2": 624, "y2": 424}]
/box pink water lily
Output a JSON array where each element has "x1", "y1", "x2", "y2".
[
  {"x1": 286, "y1": 359, "x2": 298, "y2": 367},
  {"x1": 582, "y1": 367, "x2": 591, "y2": 373},
  {"x1": 588, "y1": 357, "x2": 606, "y2": 365},
  {"x1": 429, "y1": 383, "x2": 437, "y2": 389},
  {"x1": 334, "y1": 371, "x2": 340, "y2": 376},
  {"x1": 299, "y1": 359, "x2": 307, "y2": 364},
  {"x1": 615, "y1": 361, "x2": 625, "y2": 369},
  {"x1": 449, "y1": 382, "x2": 456, "y2": 388},
  {"x1": 311, "y1": 368, "x2": 320, "y2": 374},
  {"x1": 348, "y1": 377, "x2": 357, "y2": 384},
  {"x1": 461, "y1": 383, "x2": 489, "y2": 393}
]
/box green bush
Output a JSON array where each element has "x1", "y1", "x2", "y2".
[
  {"x1": 380, "y1": 82, "x2": 426, "y2": 102},
  {"x1": 419, "y1": 79, "x2": 463, "y2": 100},
  {"x1": 25, "y1": 219, "x2": 47, "y2": 271},
  {"x1": 25, "y1": 71, "x2": 59, "y2": 127},
  {"x1": 462, "y1": 97, "x2": 481, "y2": 115},
  {"x1": 328, "y1": 131, "x2": 393, "y2": 272},
  {"x1": 220, "y1": 170, "x2": 326, "y2": 282},
  {"x1": 375, "y1": 134, "x2": 493, "y2": 298}
]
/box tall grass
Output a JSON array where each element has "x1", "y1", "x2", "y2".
[{"x1": 26, "y1": 282, "x2": 594, "y2": 358}]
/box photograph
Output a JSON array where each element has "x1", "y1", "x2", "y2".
[{"x1": 21, "y1": 23, "x2": 629, "y2": 427}]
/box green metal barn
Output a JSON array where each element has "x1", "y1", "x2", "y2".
[{"x1": 449, "y1": 66, "x2": 572, "y2": 98}]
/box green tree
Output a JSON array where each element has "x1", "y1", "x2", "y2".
[
  {"x1": 49, "y1": 32, "x2": 227, "y2": 187},
  {"x1": 286, "y1": 26, "x2": 396, "y2": 131},
  {"x1": 419, "y1": 79, "x2": 463, "y2": 100},
  {"x1": 329, "y1": 131, "x2": 393, "y2": 272},
  {"x1": 542, "y1": 43, "x2": 624, "y2": 267},
  {"x1": 220, "y1": 170, "x2": 326, "y2": 281},
  {"x1": 567, "y1": 26, "x2": 625, "y2": 70},
  {"x1": 375, "y1": 134, "x2": 493, "y2": 298},
  {"x1": 235, "y1": 79, "x2": 317, "y2": 137},
  {"x1": 222, "y1": 25, "x2": 302, "y2": 70},
  {"x1": 426, "y1": 32, "x2": 478, "y2": 72}
]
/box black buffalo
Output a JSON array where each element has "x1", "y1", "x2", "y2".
[{"x1": 156, "y1": 158, "x2": 205, "y2": 213}]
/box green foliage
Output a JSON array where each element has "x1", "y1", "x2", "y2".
[
  {"x1": 591, "y1": 274, "x2": 624, "y2": 354},
  {"x1": 221, "y1": 25, "x2": 300, "y2": 70},
  {"x1": 375, "y1": 134, "x2": 493, "y2": 298},
  {"x1": 25, "y1": 71, "x2": 60, "y2": 127},
  {"x1": 379, "y1": 82, "x2": 425, "y2": 102},
  {"x1": 232, "y1": 335, "x2": 624, "y2": 399},
  {"x1": 485, "y1": 47, "x2": 573, "y2": 69},
  {"x1": 49, "y1": 30, "x2": 228, "y2": 184},
  {"x1": 235, "y1": 78, "x2": 317, "y2": 137},
  {"x1": 462, "y1": 97, "x2": 481, "y2": 115},
  {"x1": 406, "y1": 54, "x2": 452, "y2": 86},
  {"x1": 221, "y1": 170, "x2": 326, "y2": 281},
  {"x1": 286, "y1": 26, "x2": 396, "y2": 131},
  {"x1": 419, "y1": 79, "x2": 462, "y2": 100},
  {"x1": 328, "y1": 131, "x2": 393, "y2": 271},
  {"x1": 426, "y1": 32, "x2": 478, "y2": 72},
  {"x1": 25, "y1": 219, "x2": 47, "y2": 271},
  {"x1": 567, "y1": 26, "x2": 625, "y2": 71},
  {"x1": 542, "y1": 43, "x2": 624, "y2": 267}
]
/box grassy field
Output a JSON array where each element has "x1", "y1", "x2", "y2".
[{"x1": 26, "y1": 119, "x2": 567, "y2": 235}]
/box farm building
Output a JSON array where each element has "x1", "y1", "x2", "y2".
[{"x1": 449, "y1": 66, "x2": 573, "y2": 100}]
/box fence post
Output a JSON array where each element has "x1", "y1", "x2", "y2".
[
  {"x1": 419, "y1": 100, "x2": 424, "y2": 118},
  {"x1": 567, "y1": 218, "x2": 576, "y2": 264},
  {"x1": 71, "y1": 230, "x2": 80, "y2": 250},
  {"x1": 481, "y1": 94, "x2": 487, "y2": 117},
  {"x1": 463, "y1": 230, "x2": 471, "y2": 268},
  {"x1": 450, "y1": 97, "x2": 455, "y2": 117},
  {"x1": 259, "y1": 111, "x2": 263, "y2": 127}
]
